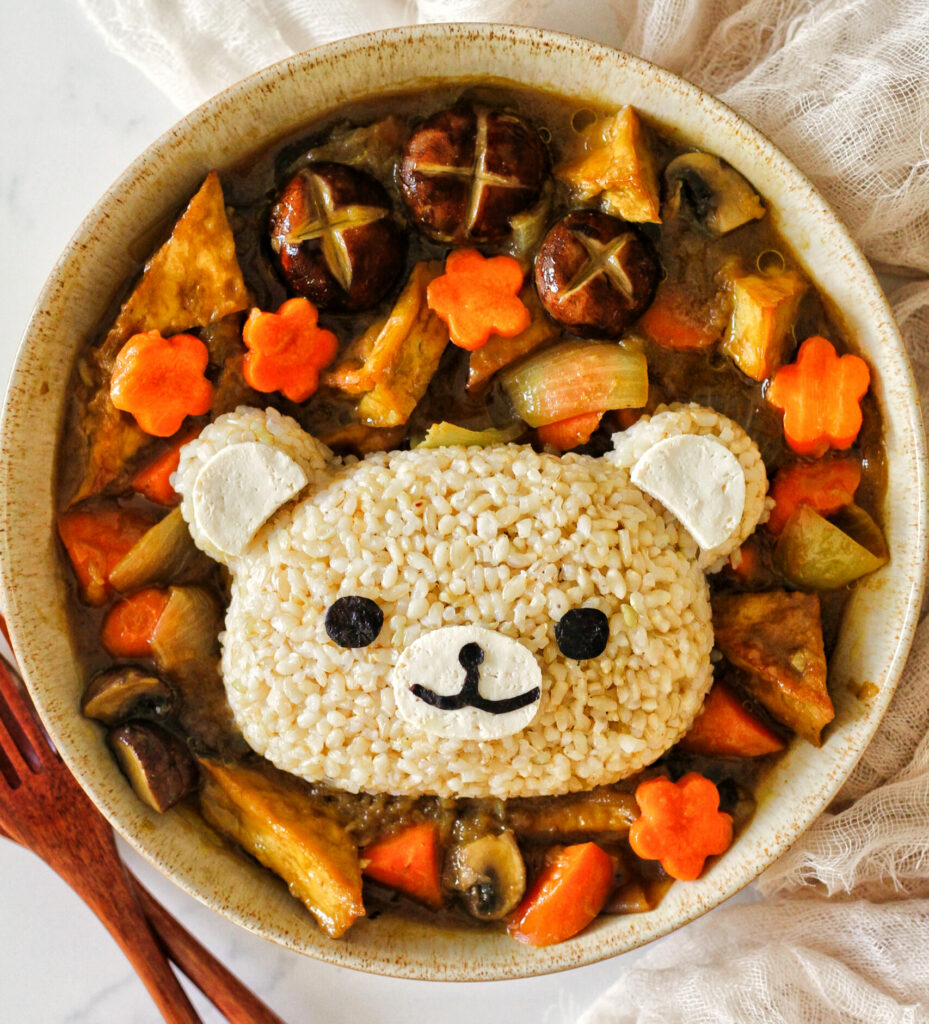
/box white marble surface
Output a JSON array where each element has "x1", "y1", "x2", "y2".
[{"x1": 0, "y1": 5, "x2": 756, "y2": 1022}]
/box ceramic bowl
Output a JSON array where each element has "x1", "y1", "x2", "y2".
[{"x1": 0, "y1": 24, "x2": 925, "y2": 980}]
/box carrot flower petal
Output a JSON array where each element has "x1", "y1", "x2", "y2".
[
  {"x1": 426, "y1": 248, "x2": 531, "y2": 351},
  {"x1": 110, "y1": 330, "x2": 213, "y2": 437},
  {"x1": 242, "y1": 297, "x2": 338, "y2": 402},
  {"x1": 629, "y1": 773, "x2": 733, "y2": 881},
  {"x1": 767, "y1": 335, "x2": 870, "y2": 456}
]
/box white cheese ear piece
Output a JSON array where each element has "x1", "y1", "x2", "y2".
[
  {"x1": 192, "y1": 441, "x2": 308, "y2": 558},
  {"x1": 631, "y1": 433, "x2": 746, "y2": 550},
  {"x1": 393, "y1": 625, "x2": 542, "y2": 741}
]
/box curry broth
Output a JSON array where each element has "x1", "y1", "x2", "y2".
[{"x1": 57, "y1": 80, "x2": 886, "y2": 935}]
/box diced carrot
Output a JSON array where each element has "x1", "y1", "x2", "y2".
[
  {"x1": 130, "y1": 428, "x2": 199, "y2": 506},
  {"x1": 242, "y1": 297, "x2": 338, "y2": 403},
  {"x1": 629, "y1": 774, "x2": 733, "y2": 881},
  {"x1": 110, "y1": 330, "x2": 214, "y2": 437},
  {"x1": 678, "y1": 681, "x2": 786, "y2": 757},
  {"x1": 536, "y1": 411, "x2": 604, "y2": 450},
  {"x1": 638, "y1": 283, "x2": 720, "y2": 350},
  {"x1": 427, "y1": 249, "x2": 530, "y2": 351},
  {"x1": 361, "y1": 822, "x2": 444, "y2": 910},
  {"x1": 100, "y1": 587, "x2": 171, "y2": 659},
  {"x1": 57, "y1": 504, "x2": 156, "y2": 606},
  {"x1": 507, "y1": 842, "x2": 614, "y2": 946},
  {"x1": 766, "y1": 456, "x2": 862, "y2": 536},
  {"x1": 767, "y1": 336, "x2": 870, "y2": 456},
  {"x1": 725, "y1": 538, "x2": 765, "y2": 586}
]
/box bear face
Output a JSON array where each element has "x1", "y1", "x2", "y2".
[{"x1": 176, "y1": 404, "x2": 768, "y2": 799}]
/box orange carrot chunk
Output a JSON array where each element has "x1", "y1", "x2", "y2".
[
  {"x1": 361, "y1": 822, "x2": 444, "y2": 910},
  {"x1": 629, "y1": 773, "x2": 733, "y2": 881},
  {"x1": 130, "y1": 428, "x2": 200, "y2": 506},
  {"x1": 426, "y1": 249, "x2": 531, "y2": 351},
  {"x1": 766, "y1": 456, "x2": 862, "y2": 536},
  {"x1": 536, "y1": 411, "x2": 604, "y2": 450},
  {"x1": 638, "y1": 283, "x2": 720, "y2": 350},
  {"x1": 242, "y1": 297, "x2": 338, "y2": 403},
  {"x1": 767, "y1": 336, "x2": 870, "y2": 457},
  {"x1": 110, "y1": 330, "x2": 213, "y2": 437},
  {"x1": 507, "y1": 842, "x2": 614, "y2": 946},
  {"x1": 100, "y1": 587, "x2": 171, "y2": 659},
  {"x1": 58, "y1": 505, "x2": 156, "y2": 606},
  {"x1": 678, "y1": 682, "x2": 786, "y2": 758}
]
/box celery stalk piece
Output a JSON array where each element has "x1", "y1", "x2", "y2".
[
  {"x1": 414, "y1": 422, "x2": 525, "y2": 449},
  {"x1": 499, "y1": 340, "x2": 648, "y2": 427},
  {"x1": 774, "y1": 504, "x2": 887, "y2": 590}
]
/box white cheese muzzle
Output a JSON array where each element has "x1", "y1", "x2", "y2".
[
  {"x1": 393, "y1": 625, "x2": 543, "y2": 741},
  {"x1": 630, "y1": 433, "x2": 746, "y2": 551}
]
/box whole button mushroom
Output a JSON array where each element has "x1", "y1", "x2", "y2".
[
  {"x1": 534, "y1": 210, "x2": 660, "y2": 338},
  {"x1": 399, "y1": 106, "x2": 549, "y2": 244},
  {"x1": 269, "y1": 162, "x2": 406, "y2": 311}
]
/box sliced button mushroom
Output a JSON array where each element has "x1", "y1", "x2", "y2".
[
  {"x1": 108, "y1": 721, "x2": 198, "y2": 813},
  {"x1": 664, "y1": 152, "x2": 765, "y2": 236},
  {"x1": 447, "y1": 830, "x2": 526, "y2": 920},
  {"x1": 82, "y1": 666, "x2": 175, "y2": 726},
  {"x1": 269, "y1": 161, "x2": 406, "y2": 311},
  {"x1": 534, "y1": 210, "x2": 660, "y2": 338},
  {"x1": 399, "y1": 106, "x2": 549, "y2": 244}
]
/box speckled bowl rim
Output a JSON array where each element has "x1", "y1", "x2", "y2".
[{"x1": 0, "y1": 24, "x2": 926, "y2": 981}]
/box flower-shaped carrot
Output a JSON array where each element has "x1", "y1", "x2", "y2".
[
  {"x1": 767, "y1": 336, "x2": 870, "y2": 457},
  {"x1": 243, "y1": 297, "x2": 339, "y2": 402},
  {"x1": 110, "y1": 330, "x2": 213, "y2": 437},
  {"x1": 629, "y1": 773, "x2": 733, "y2": 881},
  {"x1": 426, "y1": 249, "x2": 531, "y2": 351}
]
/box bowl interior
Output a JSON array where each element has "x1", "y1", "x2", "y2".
[{"x1": 0, "y1": 24, "x2": 925, "y2": 980}]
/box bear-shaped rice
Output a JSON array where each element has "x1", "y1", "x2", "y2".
[{"x1": 176, "y1": 403, "x2": 768, "y2": 799}]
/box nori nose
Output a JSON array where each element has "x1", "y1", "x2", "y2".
[{"x1": 458, "y1": 642, "x2": 484, "y2": 672}]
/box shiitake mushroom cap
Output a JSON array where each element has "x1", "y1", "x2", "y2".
[
  {"x1": 108, "y1": 721, "x2": 198, "y2": 813},
  {"x1": 399, "y1": 106, "x2": 549, "y2": 244},
  {"x1": 269, "y1": 161, "x2": 407, "y2": 311},
  {"x1": 534, "y1": 210, "x2": 660, "y2": 338}
]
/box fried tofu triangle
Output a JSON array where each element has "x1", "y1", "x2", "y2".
[
  {"x1": 711, "y1": 590, "x2": 834, "y2": 746},
  {"x1": 73, "y1": 172, "x2": 249, "y2": 502}
]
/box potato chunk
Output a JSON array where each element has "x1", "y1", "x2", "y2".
[
  {"x1": 556, "y1": 106, "x2": 661, "y2": 223},
  {"x1": 198, "y1": 758, "x2": 365, "y2": 938},
  {"x1": 711, "y1": 590, "x2": 834, "y2": 745},
  {"x1": 720, "y1": 260, "x2": 807, "y2": 381},
  {"x1": 322, "y1": 260, "x2": 449, "y2": 427}
]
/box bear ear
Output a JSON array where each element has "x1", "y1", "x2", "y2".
[
  {"x1": 175, "y1": 406, "x2": 334, "y2": 563},
  {"x1": 608, "y1": 403, "x2": 769, "y2": 568}
]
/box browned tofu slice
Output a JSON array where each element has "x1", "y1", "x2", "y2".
[
  {"x1": 720, "y1": 260, "x2": 807, "y2": 382},
  {"x1": 555, "y1": 106, "x2": 661, "y2": 223},
  {"x1": 711, "y1": 590, "x2": 834, "y2": 745},
  {"x1": 466, "y1": 286, "x2": 560, "y2": 393},
  {"x1": 73, "y1": 172, "x2": 249, "y2": 501},
  {"x1": 322, "y1": 260, "x2": 449, "y2": 427},
  {"x1": 198, "y1": 758, "x2": 365, "y2": 939}
]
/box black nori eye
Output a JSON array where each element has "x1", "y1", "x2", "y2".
[
  {"x1": 325, "y1": 596, "x2": 384, "y2": 648},
  {"x1": 555, "y1": 608, "x2": 609, "y2": 660}
]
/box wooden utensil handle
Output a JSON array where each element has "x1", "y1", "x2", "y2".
[
  {"x1": 56, "y1": 849, "x2": 202, "y2": 1024},
  {"x1": 137, "y1": 884, "x2": 288, "y2": 1024}
]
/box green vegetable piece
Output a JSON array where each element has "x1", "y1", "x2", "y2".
[
  {"x1": 774, "y1": 503, "x2": 887, "y2": 589},
  {"x1": 498, "y1": 339, "x2": 648, "y2": 428},
  {"x1": 414, "y1": 422, "x2": 524, "y2": 449}
]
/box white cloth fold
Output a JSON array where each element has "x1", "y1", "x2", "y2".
[{"x1": 75, "y1": 1, "x2": 929, "y2": 1020}]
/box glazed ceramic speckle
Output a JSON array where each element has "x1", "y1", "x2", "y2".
[{"x1": 0, "y1": 25, "x2": 925, "y2": 980}]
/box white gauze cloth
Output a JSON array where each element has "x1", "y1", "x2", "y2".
[{"x1": 76, "y1": 2, "x2": 929, "y2": 1021}]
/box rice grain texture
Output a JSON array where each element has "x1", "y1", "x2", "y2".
[{"x1": 176, "y1": 404, "x2": 767, "y2": 798}]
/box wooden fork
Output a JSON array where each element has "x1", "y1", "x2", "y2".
[{"x1": 0, "y1": 656, "x2": 285, "y2": 1024}]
